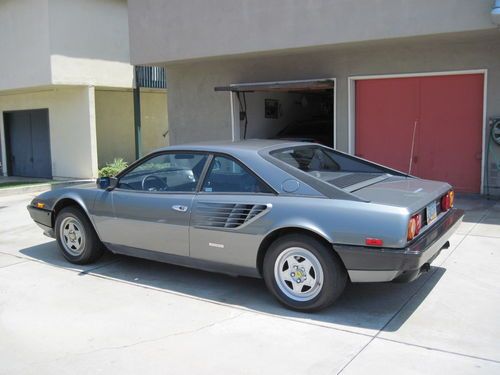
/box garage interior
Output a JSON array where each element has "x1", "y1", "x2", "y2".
[{"x1": 216, "y1": 79, "x2": 335, "y2": 148}]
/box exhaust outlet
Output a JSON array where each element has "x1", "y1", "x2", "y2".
[{"x1": 420, "y1": 263, "x2": 431, "y2": 273}]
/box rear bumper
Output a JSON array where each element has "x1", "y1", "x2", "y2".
[
  {"x1": 27, "y1": 205, "x2": 55, "y2": 237},
  {"x1": 334, "y1": 208, "x2": 464, "y2": 282}
]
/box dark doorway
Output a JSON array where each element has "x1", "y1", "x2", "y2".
[
  {"x1": 215, "y1": 79, "x2": 336, "y2": 148},
  {"x1": 4, "y1": 109, "x2": 52, "y2": 178}
]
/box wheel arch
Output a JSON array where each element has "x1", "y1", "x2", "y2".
[
  {"x1": 256, "y1": 226, "x2": 345, "y2": 277},
  {"x1": 52, "y1": 195, "x2": 94, "y2": 229}
]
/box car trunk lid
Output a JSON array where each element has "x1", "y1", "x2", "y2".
[{"x1": 353, "y1": 176, "x2": 451, "y2": 214}]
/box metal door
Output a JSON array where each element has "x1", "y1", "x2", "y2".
[
  {"x1": 105, "y1": 190, "x2": 193, "y2": 256},
  {"x1": 4, "y1": 109, "x2": 52, "y2": 178},
  {"x1": 355, "y1": 74, "x2": 483, "y2": 193},
  {"x1": 29, "y1": 109, "x2": 52, "y2": 178}
]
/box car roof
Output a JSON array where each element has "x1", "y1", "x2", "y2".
[{"x1": 156, "y1": 139, "x2": 311, "y2": 155}]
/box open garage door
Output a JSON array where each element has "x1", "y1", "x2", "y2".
[{"x1": 215, "y1": 79, "x2": 336, "y2": 148}]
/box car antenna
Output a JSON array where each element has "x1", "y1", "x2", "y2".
[{"x1": 408, "y1": 120, "x2": 418, "y2": 175}]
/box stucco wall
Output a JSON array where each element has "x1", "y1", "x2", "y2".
[
  {"x1": 0, "y1": 0, "x2": 132, "y2": 91},
  {"x1": 95, "y1": 89, "x2": 168, "y2": 167},
  {"x1": 48, "y1": 0, "x2": 133, "y2": 88},
  {"x1": 165, "y1": 34, "x2": 500, "y2": 193},
  {"x1": 128, "y1": 0, "x2": 496, "y2": 65},
  {"x1": 0, "y1": 0, "x2": 52, "y2": 91},
  {"x1": 0, "y1": 86, "x2": 98, "y2": 179}
]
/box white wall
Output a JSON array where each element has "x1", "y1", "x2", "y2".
[
  {"x1": 0, "y1": 0, "x2": 133, "y2": 91},
  {"x1": 48, "y1": 0, "x2": 133, "y2": 88},
  {"x1": 0, "y1": 86, "x2": 98, "y2": 179},
  {"x1": 0, "y1": 0, "x2": 52, "y2": 91},
  {"x1": 239, "y1": 91, "x2": 306, "y2": 139}
]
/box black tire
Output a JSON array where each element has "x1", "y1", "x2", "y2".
[
  {"x1": 263, "y1": 234, "x2": 347, "y2": 312},
  {"x1": 55, "y1": 206, "x2": 104, "y2": 265}
]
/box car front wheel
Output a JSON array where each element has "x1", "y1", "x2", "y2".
[
  {"x1": 263, "y1": 234, "x2": 347, "y2": 312},
  {"x1": 55, "y1": 207, "x2": 104, "y2": 264}
]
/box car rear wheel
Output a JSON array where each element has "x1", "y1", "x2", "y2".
[
  {"x1": 263, "y1": 234, "x2": 347, "y2": 312},
  {"x1": 55, "y1": 207, "x2": 104, "y2": 264}
]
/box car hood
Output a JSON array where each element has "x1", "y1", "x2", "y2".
[{"x1": 354, "y1": 177, "x2": 451, "y2": 213}]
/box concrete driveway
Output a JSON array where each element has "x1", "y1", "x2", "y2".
[{"x1": 0, "y1": 192, "x2": 499, "y2": 374}]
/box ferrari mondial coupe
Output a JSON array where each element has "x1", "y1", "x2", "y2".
[{"x1": 28, "y1": 140, "x2": 463, "y2": 311}]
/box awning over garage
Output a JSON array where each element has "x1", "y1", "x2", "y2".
[{"x1": 214, "y1": 79, "x2": 335, "y2": 92}]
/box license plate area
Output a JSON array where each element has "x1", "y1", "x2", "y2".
[{"x1": 426, "y1": 201, "x2": 438, "y2": 225}]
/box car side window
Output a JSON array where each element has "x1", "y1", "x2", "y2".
[
  {"x1": 201, "y1": 156, "x2": 273, "y2": 194},
  {"x1": 118, "y1": 153, "x2": 208, "y2": 192}
]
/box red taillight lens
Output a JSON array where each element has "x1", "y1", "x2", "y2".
[
  {"x1": 415, "y1": 213, "x2": 422, "y2": 234},
  {"x1": 407, "y1": 217, "x2": 417, "y2": 241},
  {"x1": 365, "y1": 238, "x2": 384, "y2": 246},
  {"x1": 441, "y1": 190, "x2": 454, "y2": 211},
  {"x1": 407, "y1": 213, "x2": 422, "y2": 241}
]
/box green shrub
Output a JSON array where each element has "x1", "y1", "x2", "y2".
[{"x1": 98, "y1": 158, "x2": 128, "y2": 177}]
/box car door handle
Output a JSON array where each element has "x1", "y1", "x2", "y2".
[{"x1": 172, "y1": 205, "x2": 188, "y2": 212}]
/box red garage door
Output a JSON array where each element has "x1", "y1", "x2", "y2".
[{"x1": 355, "y1": 74, "x2": 484, "y2": 193}]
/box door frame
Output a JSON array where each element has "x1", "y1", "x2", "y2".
[
  {"x1": 347, "y1": 69, "x2": 488, "y2": 193},
  {"x1": 225, "y1": 78, "x2": 337, "y2": 149}
]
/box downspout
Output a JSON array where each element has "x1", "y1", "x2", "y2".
[{"x1": 133, "y1": 66, "x2": 142, "y2": 160}]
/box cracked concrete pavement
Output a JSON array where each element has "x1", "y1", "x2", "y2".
[{"x1": 0, "y1": 192, "x2": 499, "y2": 374}]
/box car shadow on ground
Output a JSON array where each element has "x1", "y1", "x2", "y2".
[{"x1": 20, "y1": 240, "x2": 445, "y2": 333}]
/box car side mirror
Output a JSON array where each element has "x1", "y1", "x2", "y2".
[{"x1": 97, "y1": 177, "x2": 118, "y2": 191}]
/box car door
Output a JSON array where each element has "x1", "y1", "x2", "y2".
[
  {"x1": 190, "y1": 155, "x2": 276, "y2": 269},
  {"x1": 96, "y1": 151, "x2": 209, "y2": 256}
]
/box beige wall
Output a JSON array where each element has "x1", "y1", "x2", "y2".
[
  {"x1": 95, "y1": 89, "x2": 168, "y2": 167},
  {"x1": 0, "y1": 86, "x2": 98, "y2": 178},
  {"x1": 128, "y1": 0, "x2": 496, "y2": 65}
]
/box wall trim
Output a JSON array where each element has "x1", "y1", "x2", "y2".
[{"x1": 347, "y1": 69, "x2": 488, "y2": 193}]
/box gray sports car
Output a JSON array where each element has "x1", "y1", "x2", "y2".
[{"x1": 27, "y1": 140, "x2": 463, "y2": 311}]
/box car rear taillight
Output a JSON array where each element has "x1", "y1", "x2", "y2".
[
  {"x1": 407, "y1": 213, "x2": 422, "y2": 241},
  {"x1": 441, "y1": 190, "x2": 454, "y2": 211}
]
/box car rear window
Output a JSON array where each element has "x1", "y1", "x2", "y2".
[
  {"x1": 269, "y1": 145, "x2": 390, "y2": 188},
  {"x1": 271, "y1": 146, "x2": 383, "y2": 172}
]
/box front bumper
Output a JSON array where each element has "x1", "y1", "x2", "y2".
[
  {"x1": 27, "y1": 205, "x2": 55, "y2": 237},
  {"x1": 335, "y1": 208, "x2": 464, "y2": 283}
]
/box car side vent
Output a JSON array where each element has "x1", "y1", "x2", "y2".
[{"x1": 193, "y1": 202, "x2": 269, "y2": 229}]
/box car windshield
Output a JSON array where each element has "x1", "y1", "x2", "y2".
[{"x1": 270, "y1": 145, "x2": 391, "y2": 189}]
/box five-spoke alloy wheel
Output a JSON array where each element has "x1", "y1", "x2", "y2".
[
  {"x1": 264, "y1": 234, "x2": 347, "y2": 312},
  {"x1": 274, "y1": 247, "x2": 324, "y2": 302},
  {"x1": 55, "y1": 207, "x2": 104, "y2": 264},
  {"x1": 60, "y1": 217, "x2": 86, "y2": 256}
]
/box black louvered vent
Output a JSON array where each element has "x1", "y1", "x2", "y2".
[
  {"x1": 328, "y1": 173, "x2": 381, "y2": 189},
  {"x1": 193, "y1": 203, "x2": 269, "y2": 229}
]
